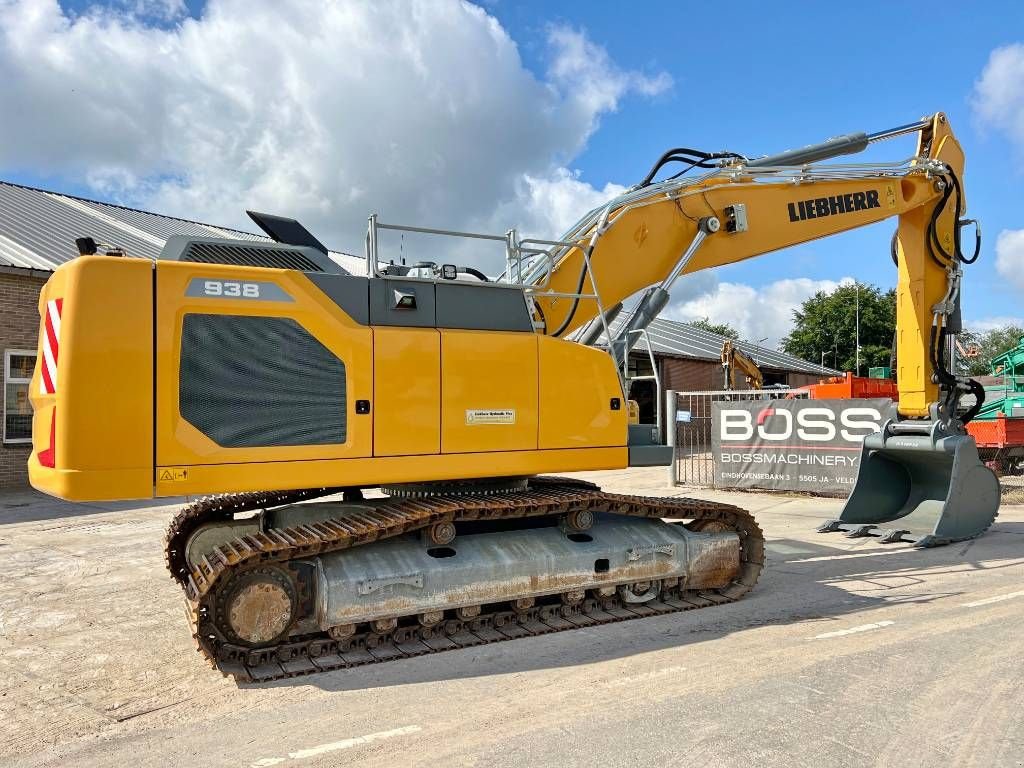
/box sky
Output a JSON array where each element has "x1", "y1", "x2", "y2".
[{"x1": 2, "y1": 0, "x2": 1024, "y2": 348}]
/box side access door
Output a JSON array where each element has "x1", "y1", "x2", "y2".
[{"x1": 154, "y1": 261, "x2": 373, "y2": 494}]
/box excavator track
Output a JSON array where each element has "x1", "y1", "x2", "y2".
[{"x1": 166, "y1": 477, "x2": 763, "y2": 682}]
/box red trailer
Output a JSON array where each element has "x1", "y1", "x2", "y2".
[
  {"x1": 967, "y1": 414, "x2": 1024, "y2": 475},
  {"x1": 791, "y1": 372, "x2": 899, "y2": 400}
]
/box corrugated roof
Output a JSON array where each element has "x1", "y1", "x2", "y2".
[
  {"x1": 0, "y1": 181, "x2": 366, "y2": 275},
  {"x1": 605, "y1": 314, "x2": 840, "y2": 376}
]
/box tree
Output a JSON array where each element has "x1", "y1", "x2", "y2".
[
  {"x1": 781, "y1": 282, "x2": 895, "y2": 372},
  {"x1": 959, "y1": 325, "x2": 1024, "y2": 377},
  {"x1": 689, "y1": 317, "x2": 739, "y2": 340}
]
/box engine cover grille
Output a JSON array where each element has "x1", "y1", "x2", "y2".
[
  {"x1": 180, "y1": 241, "x2": 324, "y2": 272},
  {"x1": 179, "y1": 314, "x2": 346, "y2": 447}
]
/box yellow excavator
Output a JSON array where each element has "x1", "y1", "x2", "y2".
[
  {"x1": 29, "y1": 112, "x2": 998, "y2": 681},
  {"x1": 721, "y1": 339, "x2": 764, "y2": 390}
]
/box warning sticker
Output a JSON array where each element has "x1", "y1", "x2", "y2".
[
  {"x1": 466, "y1": 409, "x2": 516, "y2": 425},
  {"x1": 158, "y1": 468, "x2": 189, "y2": 482}
]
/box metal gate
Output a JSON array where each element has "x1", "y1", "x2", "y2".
[{"x1": 666, "y1": 388, "x2": 807, "y2": 487}]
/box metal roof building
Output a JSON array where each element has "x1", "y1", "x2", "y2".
[
  {"x1": 0, "y1": 181, "x2": 366, "y2": 275},
  {"x1": 607, "y1": 314, "x2": 840, "y2": 377}
]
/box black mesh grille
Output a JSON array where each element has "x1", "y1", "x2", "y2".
[
  {"x1": 180, "y1": 314, "x2": 346, "y2": 447},
  {"x1": 181, "y1": 241, "x2": 323, "y2": 272}
]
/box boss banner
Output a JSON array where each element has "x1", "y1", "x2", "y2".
[{"x1": 711, "y1": 399, "x2": 894, "y2": 494}]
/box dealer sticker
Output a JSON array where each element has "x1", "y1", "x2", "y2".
[{"x1": 466, "y1": 409, "x2": 516, "y2": 425}]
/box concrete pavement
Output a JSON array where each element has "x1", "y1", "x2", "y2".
[{"x1": 1, "y1": 469, "x2": 1022, "y2": 767}]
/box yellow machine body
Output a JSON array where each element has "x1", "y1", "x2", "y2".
[{"x1": 30, "y1": 257, "x2": 626, "y2": 501}]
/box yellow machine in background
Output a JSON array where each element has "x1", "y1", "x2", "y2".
[
  {"x1": 721, "y1": 340, "x2": 764, "y2": 390},
  {"x1": 29, "y1": 113, "x2": 998, "y2": 681}
]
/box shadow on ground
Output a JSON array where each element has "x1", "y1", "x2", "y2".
[
  {"x1": 247, "y1": 520, "x2": 1024, "y2": 694},
  {"x1": 0, "y1": 489, "x2": 187, "y2": 525}
]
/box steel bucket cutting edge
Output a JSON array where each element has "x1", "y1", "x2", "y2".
[{"x1": 818, "y1": 427, "x2": 999, "y2": 547}]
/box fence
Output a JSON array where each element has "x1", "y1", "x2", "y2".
[
  {"x1": 666, "y1": 388, "x2": 807, "y2": 488},
  {"x1": 666, "y1": 388, "x2": 1024, "y2": 505}
]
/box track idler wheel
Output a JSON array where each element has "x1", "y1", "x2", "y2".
[
  {"x1": 371, "y1": 617, "x2": 398, "y2": 633},
  {"x1": 328, "y1": 624, "x2": 356, "y2": 641},
  {"x1": 618, "y1": 580, "x2": 662, "y2": 604},
  {"x1": 511, "y1": 597, "x2": 534, "y2": 613},
  {"x1": 215, "y1": 566, "x2": 297, "y2": 646},
  {"x1": 564, "y1": 509, "x2": 594, "y2": 532},
  {"x1": 422, "y1": 522, "x2": 456, "y2": 546},
  {"x1": 419, "y1": 609, "x2": 444, "y2": 627},
  {"x1": 561, "y1": 588, "x2": 586, "y2": 606},
  {"x1": 687, "y1": 519, "x2": 732, "y2": 534}
]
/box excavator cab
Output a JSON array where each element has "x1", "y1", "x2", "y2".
[{"x1": 820, "y1": 422, "x2": 999, "y2": 547}]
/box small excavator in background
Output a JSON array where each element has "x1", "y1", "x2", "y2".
[
  {"x1": 720, "y1": 339, "x2": 764, "y2": 390},
  {"x1": 29, "y1": 112, "x2": 998, "y2": 681}
]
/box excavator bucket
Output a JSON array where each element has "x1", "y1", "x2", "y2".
[{"x1": 818, "y1": 430, "x2": 999, "y2": 547}]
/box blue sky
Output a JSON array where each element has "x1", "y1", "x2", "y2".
[
  {"x1": 3, "y1": 0, "x2": 1023, "y2": 343},
  {"x1": 491, "y1": 1, "x2": 1024, "y2": 325}
]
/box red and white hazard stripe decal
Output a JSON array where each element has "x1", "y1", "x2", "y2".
[{"x1": 40, "y1": 298, "x2": 62, "y2": 395}]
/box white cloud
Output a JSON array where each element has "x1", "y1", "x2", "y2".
[
  {"x1": 995, "y1": 228, "x2": 1024, "y2": 290},
  {"x1": 0, "y1": 0, "x2": 668, "y2": 270},
  {"x1": 545, "y1": 24, "x2": 671, "y2": 134},
  {"x1": 487, "y1": 167, "x2": 627, "y2": 241},
  {"x1": 973, "y1": 43, "x2": 1024, "y2": 146},
  {"x1": 966, "y1": 316, "x2": 1024, "y2": 334},
  {"x1": 664, "y1": 276, "x2": 854, "y2": 348}
]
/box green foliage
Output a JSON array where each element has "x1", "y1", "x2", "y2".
[
  {"x1": 781, "y1": 283, "x2": 895, "y2": 372},
  {"x1": 689, "y1": 316, "x2": 739, "y2": 340},
  {"x1": 959, "y1": 325, "x2": 1024, "y2": 377}
]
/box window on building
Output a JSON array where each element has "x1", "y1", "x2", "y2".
[{"x1": 4, "y1": 350, "x2": 36, "y2": 445}]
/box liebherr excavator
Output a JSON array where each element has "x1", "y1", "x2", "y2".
[
  {"x1": 721, "y1": 340, "x2": 764, "y2": 390},
  {"x1": 29, "y1": 112, "x2": 998, "y2": 681}
]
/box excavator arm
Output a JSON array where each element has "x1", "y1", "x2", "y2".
[
  {"x1": 529, "y1": 113, "x2": 969, "y2": 420},
  {"x1": 525, "y1": 112, "x2": 998, "y2": 547}
]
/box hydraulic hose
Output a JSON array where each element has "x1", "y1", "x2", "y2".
[
  {"x1": 550, "y1": 242, "x2": 595, "y2": 338},
  {"x1": 961, "y1": 379, "x2": 986, "y2": 424},
  {"x1": 458, "y1": 266, "x2": 489, "y2": 282}
]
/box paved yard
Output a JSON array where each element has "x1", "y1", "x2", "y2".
[{"x1": 1, "y1": 469, "x2": 1022, "y2": 767}]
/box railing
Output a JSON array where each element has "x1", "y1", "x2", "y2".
[
  {"x1": 626, "y1": 328, "x2": 662, "y2": 440},
  {"x1": 364, "y1": 213, "x2": 613, "y2": 346}
]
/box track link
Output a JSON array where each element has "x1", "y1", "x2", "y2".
[{"x1": 166, "y1": 477, "x2": 763, "y2": 682}]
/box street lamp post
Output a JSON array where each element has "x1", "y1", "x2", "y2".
[{"x1": 855, "y1": 281, "x2": 861, "y2": 376}]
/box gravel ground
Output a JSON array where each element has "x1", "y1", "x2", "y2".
[{"x1": 1, "y1": 468, "x2": 1021, "y2": 768}]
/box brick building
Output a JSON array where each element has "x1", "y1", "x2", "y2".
[
  {"x1": 0, "y1": 268, "x2": 48, "y2": 486},
  {"x1": 0, "y1": 180, "x2": 837, "y2": 488}
]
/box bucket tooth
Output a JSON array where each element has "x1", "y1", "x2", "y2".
[
  {"x1": 878, "y1": 528, "x2": 911, "y2": 544},
  {"x1": 910, "y1": 534, "x2": 947, "y2": 549},
  {"x1": 819, "y1": 429, "x2": 999, "y2": 548},
  {"x1": 843, "y1": 524, "x2": 877, "y2": 539}
]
